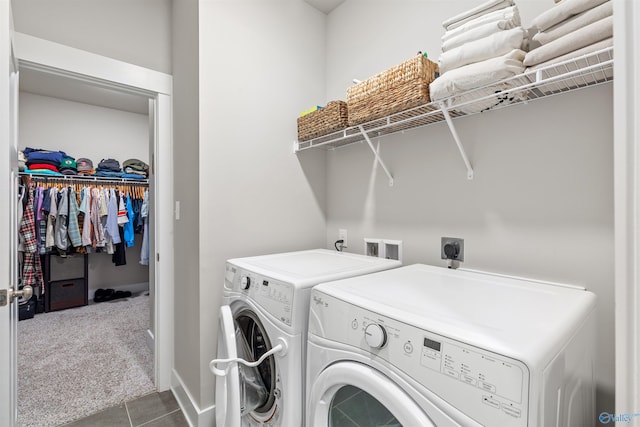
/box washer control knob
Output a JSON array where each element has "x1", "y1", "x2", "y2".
[
  {"x1": 364, "y1": 323, "x2": 387, "y2": 349},
  {"x1": 240, "y1": 276, "x2": 251, "y2": 290}
]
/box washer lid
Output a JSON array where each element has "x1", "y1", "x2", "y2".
[
  {"x1": 228, "y1": 249, "x2": 401, "y2": 287},
  {"x1": 215, "y1": 305, "x2": 241, "y2": 427}
]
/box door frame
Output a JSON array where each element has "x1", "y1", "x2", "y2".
[
  {"x1": 12, "y1": 32, "x2": 175, "y2": 391},
  {"x1": 613, "y1": 0, "x2": 640, "y2": 415}
]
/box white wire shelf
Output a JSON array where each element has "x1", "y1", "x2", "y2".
[
  {"x1": 20, "y1": 172, "x2": 149, "y2": 185},
  {"x1": 294, "y1": 46, "x2": 614, "y2": 184}
]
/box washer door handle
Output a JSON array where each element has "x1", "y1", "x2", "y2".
[{"x1": 210, "y1": 338, "x2": 288, "y2": 376}]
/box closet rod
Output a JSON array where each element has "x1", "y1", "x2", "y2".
[{"x1": 19, "y1": 172, "x2": 149, "y2": 186}]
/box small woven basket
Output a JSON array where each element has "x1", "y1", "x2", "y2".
[
  {"x1": 297, "y1": 101, "x2": 349, "y2": 141},
  {"x1": 347, "y1": 55, "x2": 439, "y2": 126}
]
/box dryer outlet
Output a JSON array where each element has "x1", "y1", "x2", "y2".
[{"x1": 441, "y1": 237, "x2": 464, "y2": 262}]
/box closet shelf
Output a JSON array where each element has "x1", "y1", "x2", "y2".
[
  {"x1": 294, "y1": 46, "x2": 614, "y2": 181},
  {"x1": 20, "y1": 172, "x2": 149, "y2": 185}
]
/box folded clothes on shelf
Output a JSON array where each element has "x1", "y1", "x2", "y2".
[
  {"x1": 438, "y1": 27, "x2": 525, "y2": 74},
  {"x1": 442, "y1": 0, "x2": 515, "y2": 30},
  {"x1": 523, "y1": 15, "x2": 612, "y2": 67},
  {"x1": 530, "y1": 0, "x2": 608, "y2": 32}
]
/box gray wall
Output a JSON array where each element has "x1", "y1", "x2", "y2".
[
  {"x1": 324, "y1": 0, "x2": 614, "y2": 414},
  {"x1": 171, "y1": 0, "x2": 203, "y2": 409},
  {"x1": 196, "y1": 0, "x2": 328, "y2": 411},
  {"x1": 11, "y1": 0, "x2": 172, "y2": 74}
]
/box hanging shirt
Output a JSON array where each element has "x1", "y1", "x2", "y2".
[
  {"x1": 140, "y1": 189, "x2": 149, "y2": 266},
  {"x1": 46, "y1": 187, "x2": 59, "y2": 249},
  {"x1": 80, "y1": 187, "x2": 93, "y2": 247},
  {"x1": 67, "y1": 188, "x2": 82, "y2": 247},
  {"x1": 105, "y1": 188, "x2": 121, "y2": 245},
  {"x1": 54, "y1": 187, "x2": 69, "y2": 251},
  {"x1": 123, "y1": 195, "x2": 135, "y2": 247},
  {"x1": 19, "y1": 186, "x2": 43, "y2": 291},
  {"x1": 90, "y1": 187, "x2": 106, "y2": 248}
]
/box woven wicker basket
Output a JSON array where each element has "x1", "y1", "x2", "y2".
[
  {"x1": 347, "y1": 55, "x2": 439, "y2": 126},
  {"x1": 297, "y1": 101, "x2": 349, "y2": 141}
]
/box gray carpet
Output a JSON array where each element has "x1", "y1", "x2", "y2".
[{"x1": 17, "y1": 293, "x2": 155, "y2": 427}]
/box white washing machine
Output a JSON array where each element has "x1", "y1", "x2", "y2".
[
  {"x1": 210, "y1": 249, "x2": 401, "y2": 427},
  {"x1": 307, "y1": 264, "x2": 597, "y2": 427}
]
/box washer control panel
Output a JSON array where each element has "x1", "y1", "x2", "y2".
[
  {"x1": 225, "y1": 264, "x2": 293, "y2": 326},
  {"x1": 309, "y1": 291, "x2": 530, "y2": 427}
]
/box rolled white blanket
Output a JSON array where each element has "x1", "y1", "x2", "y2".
[
  {"x1": 527, "y1": 37, "x2": 612, "y2": 72},
  {"x1": 439, "y1": 27, "x2": 525, "y2": 74},
  {"x1": 524, "y1": 15, "x2": 612, "y2": 67},
  {"x1": 431, "y1": 49, "x2": 526, "y2": 102},
  {"x1": 443, "y1": 0, "x2": 515, "y2": 30},
  {"x1": 532, "y1": 0, "x2": 611, "y2": 45},
  {"x1": 442, "y1": 5, "x2": 520, "y2": 42},
  {"x1": 442, "y1": 19, "x2": 518, "y2": 52},
  {"x1": 530, "y1": 0, "x2": 609, "y2": 31}
]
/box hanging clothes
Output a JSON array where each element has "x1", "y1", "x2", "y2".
[
  {"x1": 140, "y1": 189, "x2": 150, "y2": 266},
  {"x1": 45, "y1": 187, "x2": 59, "y2": 250},
  {"x1": 124, "y1": 195, "x2": 135, "y2": 248},
  {"x1": 19, "y1": 186, "x2": 43, "y2": 292},
  {"x1": 54, "y1": 187, "x2": 70, "y2": 252},
  {"x1": 67, "y1": 188, "x2": 82, "y2": 247}
]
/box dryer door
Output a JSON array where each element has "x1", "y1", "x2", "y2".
[
  {"x1": 308, "y1": 361, "x2": 436, "y2": 427},
  {"x1": 215, "y1": 305, "x2": 241, "y2": 427}
]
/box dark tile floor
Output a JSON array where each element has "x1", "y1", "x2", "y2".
[{"x1": 61, "y1": 390, "x2": 188, "y2": 427}]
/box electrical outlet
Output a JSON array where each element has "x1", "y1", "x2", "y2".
[
  {"x1": 338, "y1": 229, "x2": 348, "y2": 248},
  {"x1": 441, "y1": 237, "x2": 464, "y2": 262}
]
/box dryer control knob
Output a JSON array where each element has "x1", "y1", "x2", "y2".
[
  {"x1": 364, "y1": 323, "x2": 387, "y2": 349},
  {"x1": 240, "y1": 276, "x2": 251, "y2": 290}
]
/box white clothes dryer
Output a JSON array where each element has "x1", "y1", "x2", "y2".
[
  {"x1": 306, "y1": 264, "x2": 597, "y2": 427},
  {"x1": 210, "y1": 249, "x2": 401, "y2": 427}
]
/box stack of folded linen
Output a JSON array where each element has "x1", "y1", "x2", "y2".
[
  {"x1": 524, "y1": 0, "x2": 612, "y2": 71},
  {"x1": 431, "y1": 0, "x2": 528, "y2": 114}
]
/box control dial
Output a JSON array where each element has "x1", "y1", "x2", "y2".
[
  {"x1": 240, "y1": 276, "x2": 251, "y2": 290},
  {"x1": 364, "y1": 323, "x2": 387, "y2": 349}
]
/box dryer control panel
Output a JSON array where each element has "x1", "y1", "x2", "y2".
[
  {"x1": 225, "y1": 264, "x2": 294, "y2": 326},
  {"x1": 309, "y1": 291, "x2": 530, "y2": 427}
]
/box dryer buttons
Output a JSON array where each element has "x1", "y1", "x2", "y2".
[
  {"x1": 240, "y1": 276, "x2": 251, "y2": 290},
  {"x1": 404, "y1": 341, "x2": 414, "y2": 354}
]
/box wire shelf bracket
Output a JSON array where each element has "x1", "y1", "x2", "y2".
[
  {"x1": 358, "y1": 125, "x2": 394, "y2": 186},
  {"x1": 438, "y1": 102, "x2": 474, "y2": 180}
]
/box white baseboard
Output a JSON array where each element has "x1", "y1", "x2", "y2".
[
  {"x1": 145, "y1": 328, "x2": 154, "y2": 352},
  {"x1": 172, "y1": 369, "x2": 215, "y2": 427}
]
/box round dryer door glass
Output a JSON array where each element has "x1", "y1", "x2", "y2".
[
  {"x1": 235, "y1": 310, "x2": 277, "y2": 414},
  {"x1": 328, "y1": 385, "x2": 401, "y2": 426}
]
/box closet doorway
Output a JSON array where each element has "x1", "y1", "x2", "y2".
[{"x1": 13, "y1": 33, "x2": 174, "y2": 424}]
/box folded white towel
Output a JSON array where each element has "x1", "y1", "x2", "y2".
[
  {"x1": 431, "y1": 49, "x2": 526, "y2": 101},
  {"x1": 443, "y1": 0, "x2": 515, "y2": 30},
  {"x1": 442, "y1": 19, "x2": 518, "y2": 52},
  {"x1": 532, "y1": 0, "x2": 611, "y2": 45},
  {"x1": 442, "y1": 5, "x2": 520, "y2": 42},
  {"x1": 439, "y1": 27, "x2": 525, "y2": 74},
  {"x1": 530, "y1": 0, "x2": 609, "y2": 31},
  {"x1": 524, "y1": 15, "x2": 612, "y2": 67}
]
